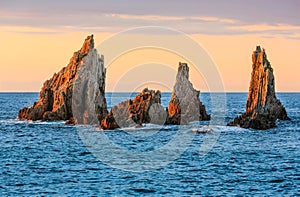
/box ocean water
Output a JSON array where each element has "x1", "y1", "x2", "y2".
[{"x1": 0, "y1": 92, "x2": 299, "y2": 196}]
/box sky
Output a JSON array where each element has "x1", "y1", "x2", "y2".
[{"x1": 0, "y1": 0, "x2": 299, "y2": 92}]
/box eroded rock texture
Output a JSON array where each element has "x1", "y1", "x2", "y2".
[
  {"x1": 166, "y1": 62, "x2": 210, "y2": 125},
  {"x1": 227, "y1": 46, "x2": 290, "y2": 130},
  {"x1": 100, "y1": 88, "x2": 166, "y2": 130},
  {"x1": 18, "y1": 35, "x2": 107, "y2": 124}
]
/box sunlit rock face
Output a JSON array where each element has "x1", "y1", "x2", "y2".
[
  {"x1": 18, "y1": 35, "x2": 107, "y2": 124},
  {"x1": 166, "y1": 62, "x2": 210, "y2": 125},
  {"x1": 227, "y1": 46, "x2": 290, "y2": 130},
  {"x1": 100, "y1": 88, "x2": 166, "y2": 130}
]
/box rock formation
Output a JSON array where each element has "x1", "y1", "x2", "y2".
[
  {"x1": 166, "y1": 62, "x2": 210, "y2": 125},
  {"x1": 18, "y1": 35, "x2": 107, "y2": 124},
  {"x1": 227, "y1": 46, "x2": 290, "y2": 130},
  {"x1": 100, "y1": 88, "x2": 166, "y2": 130}
]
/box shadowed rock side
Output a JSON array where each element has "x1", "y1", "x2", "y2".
[
  {"x1": 228, "y1": 46, "x2": 290, "y2": 130},
  {"x1": 18, "y1": 35, "x2": 107, "y2": 124},
  {"x1": 166, "y1": 62, "x2": 210, "y2": 125},
  {"x1": 100, "y1": 88, "x2": 166, "y2": 130}
]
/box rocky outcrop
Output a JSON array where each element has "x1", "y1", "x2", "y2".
[
  {"x1": 166, "y1": 62, "x2": 210, "y2": 125},
  {"x1": 227, "y1": 46, "x2": 290, "y2": 130},
  {"x1": 100, "y1": 88, "x2": 166, "y2": 130},
  {"x1": 100, "y1": 62, "x2": 210, "y2": 129},
  {"x1": 18, "y1": 35, "x2": 107, "y2": 124}
]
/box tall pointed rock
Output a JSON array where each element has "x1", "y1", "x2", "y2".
[
  {"x1": 18, "y1": 35, "x2": 107, "y2": 124},
  {"x1": 167, "y1": 62, "x2": 210, "y2": 125},
  {"x1": 228, "y1": 46, "x2": 290, "y2": 129}
]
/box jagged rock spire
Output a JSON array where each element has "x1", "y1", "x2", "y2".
[
  {"x1": 167, "y1": 62, "x2": 210, "y2": 125},
  {"x1": 228, "y1": 46, "x2": 290, "y2": 130},
  {"x1": 19, "y1": 35, "x2": 107, "y2": 124}
]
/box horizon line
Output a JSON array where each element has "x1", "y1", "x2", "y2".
[{"x1": 1, "y1": 91, "x2": 299, "y2": 93}]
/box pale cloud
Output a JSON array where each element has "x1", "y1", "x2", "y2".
[
  {"x1": 190, "y1": 16, "x2": 237, "y2": 24},
  {"x1": 227, "y1": 23, "x2": 300, "y2": 39},
  {"x1": 0, "y1": 26, "x2": 63, "y2": 34},
  {"x1": 286, "y1": 34, "x2": 300, "y2": 40},
  {"x1": 230, "y1": 24, "x2": 300, "y2": 32},
  {"x1": 104, "y1": 14, "x2": 184, "y2": 21},
  {"x1": 104, "y1": 14, "x2": 238, "y2": 24},
  {"x1": 0, "y1": 10, "x2": 43, "y2": 18},
  {"x1": 99, "y1": 14, "x2": 300, "y2": 38},
  {"x1": 0, "y1": 2, "x2": 299, "y2": 39}
]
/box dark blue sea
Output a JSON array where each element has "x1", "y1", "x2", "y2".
[{"x1": 0, "y1": 92, "x2": 299, "y2": 196}]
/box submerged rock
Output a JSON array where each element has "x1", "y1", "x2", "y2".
[
  {"x1": 65, "y1": 117, "x2": 77, "y2": 125},
  {"x1": 100, "y1": 88, "x2": 166, "y2": 130},
  {"x1": 18, "y1": 35, "x2": 107, "y2": 124},
  {"x1": 227, "y1": 46, "x2": 290, "y2": 130},
  {"x1": 166, "y1": 62, "x2": 210, "y2": 125}
]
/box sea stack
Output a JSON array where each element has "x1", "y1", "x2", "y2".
[
  {"x1": 100, "y1": 88, "x2": 166, "y2": 130},
  {"x1": 167, "y1": 62, "x2": 210, "y2": 125},
  {"x1": 18, "y1": 35, "x2": 107, "y2": 124},
  {"x1": 228, "y1": 46, "x2": 290, "y2": 130}
]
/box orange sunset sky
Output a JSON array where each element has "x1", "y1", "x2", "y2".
[{"x1": 0, "y1": 1, "x2": 299, "y2": 92}]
